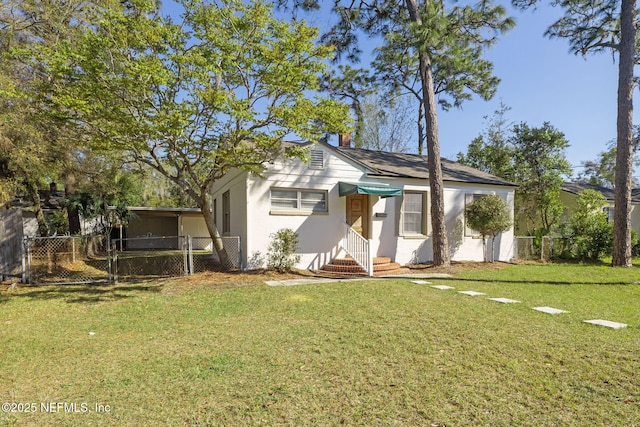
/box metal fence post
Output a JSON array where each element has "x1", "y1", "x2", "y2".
[
  {"x1": 107, "y1": 236, "x2": 112, "y2": 284},
  {"x1": 21, "y1": 238, "x2": 27, "y2": 284},
  {"x1": 182, "y1": 236, "x2": 188, "y2": 276},
  {"x1": 113, "y1": 240, "x2": 119, "y2": 284},
  {"x1": 26, "y1": 238, "x2": 32, "y2": 285},
  {"x1": 188, "y1": 236, "x2": 194, "y2": 275}
]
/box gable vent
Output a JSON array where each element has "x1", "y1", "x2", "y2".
[{"x1": 309, "y1": 149, "x2": 324, "y2": 170}]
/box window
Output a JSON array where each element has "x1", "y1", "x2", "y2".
[
  {"x1": 222, "y1": 191, "x2": 230, "y2": 234},
  {"x1": 270, "y1": 188, "x2": 328, "y2": 213},
  {"x1": 400, "y1": 191, "x2": 428, "y2": 236},
  {"x1": 309, "y1": 149, "x2": 324, "y2": 170},
  {"x1": 603, "y1": 206, "x2": 615, "y2": 223},
  {"x1": 465, "y1": 193, "x2": 487, "y2": 237}
]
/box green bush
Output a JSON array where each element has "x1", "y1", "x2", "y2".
[
  {"x1": 631, "y1": 230, "x2": 640, "y2": 257},
  {"x1": 465, "y1": 194, "x2": 511, "y2": 262},
  {"x1": 561, "y1": 190, "x2": 613, "y2": 261},
  {"x1": 267, "y1": 228, "x2": 301, "y2": 272}
]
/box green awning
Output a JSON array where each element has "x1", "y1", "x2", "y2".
[{"x1": 338, "y1": 181, "x2": 402, "y2": 197}]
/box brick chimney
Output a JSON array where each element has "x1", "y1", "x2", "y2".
[{"x1": 338, "y1": 133, "x2": 351, "y2": 148}]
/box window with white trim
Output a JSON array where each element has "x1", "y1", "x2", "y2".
[
  {"x1": 603, "y1": 206, "x2": 615, "y2": 223},
  {"x1": 400, "y1": 191, "x2": 428, "y2": 236},
  {"x1": 270, "y1": 188, "x2": 328, "y2": 213}
]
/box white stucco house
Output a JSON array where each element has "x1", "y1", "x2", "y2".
[{"x1": 210, "y1": 140, "x2": 517, "y2": 274}]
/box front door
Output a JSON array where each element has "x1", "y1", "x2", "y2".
[{"x1": 346, "y1": 194, "x2": 369, "y2": 239}]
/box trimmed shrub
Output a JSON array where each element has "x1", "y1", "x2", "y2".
[
  {"x1": 267, "y1": 228, "x2": 301, "y2": 272},
  {"x1": 465, "y1": 194, "x2": 511, "y2": 262}
]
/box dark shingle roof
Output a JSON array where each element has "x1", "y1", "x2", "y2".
[
  {"x1": 10, "y1": 190, "x2": 66, "y2": 210},
  {"x1": 562, "y1": 182, "x2": 640, "y2": 203},
  {"x1": 561, "y1": 182, "x2": 615, "y2": 200},
  {"x1": 335, "y1": 147, "x2": 516, "y2": 187}
]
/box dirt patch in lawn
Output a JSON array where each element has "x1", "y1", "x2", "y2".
[
  {"x1": 159, "y1": 268, "x2": 317, "y2": 293},
  {"x1": 159, "y1": 261, "x2": 513, "y2": 293},
  {"x1": 0, "y1": 261, "x2": 514, "y2": 295}
]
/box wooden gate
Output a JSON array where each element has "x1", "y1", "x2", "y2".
[{"x1": 0, "y1": 209, "x2": 24, "y2": 280}]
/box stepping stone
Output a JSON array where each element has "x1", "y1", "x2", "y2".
[
  {"x1": 458, "y1": 291, "x2": 485, "y2": 296},
  {"x1": 430, "y1": 285, "x2": 454, "y2": 290},
  {"x1": 488, "y1": 297, "x2": 520, "y2": 304},
  {"x1": 583, "y1": 319, "x2": 629, "y2": 329},
  {"x1": 533, "y1": 306, "x2": 569, "y2": 315},
  {"x1": 411, "y1": 280, "x2": 432, "y2": 285}
]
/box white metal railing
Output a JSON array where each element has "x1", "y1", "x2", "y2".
[{"x1": 342, "y1": 221, "x2": 374, "y2": 276}]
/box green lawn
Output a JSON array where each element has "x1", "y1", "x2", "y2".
[{"x1": 1, "y1": 263, "x2": 639, "y2": 426}]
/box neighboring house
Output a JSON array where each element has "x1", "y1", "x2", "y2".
[
  {"x1": 10, "y1": 184, "x2": 212, "y2": 247},
  {"x1": 209, "y1": 139, "x2": 517, "y2": 274},
  {"x1": 119, "y1": 207, "x2": 212, "y2": 250},
  {"x1": 560, "y1": 182, "x2": 640, "y2": 230},
  {"x1": 10, "y1": 182, "x2": 67, "y2": 236}
]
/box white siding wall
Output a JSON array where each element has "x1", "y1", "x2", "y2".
[
  {"x1": 442, "y1": 184, "x2": 515, "y2": 263},
  {"x1": 238, "y1": 145, "x2": 516, "y2": 269},
  {"x1": 180, "y1": 214, "x2": 212, "y2": 250},
  {"x1": 367, "y1": 180, "x2": 515, "y2": 264},
  {"x1": 247, "y1": 146, "x2": 368, "y2": 269},
  {"x1": 211, "y1": 171, "x2": 249, "y2": 265}
]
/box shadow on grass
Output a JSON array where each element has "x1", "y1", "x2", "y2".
[
  {"x1": 433, "y1": 277, "x2": 637, "y2": 286},
  {"x1": 0, "y1": 282, "x2": 163, "y2": 304},
  {"x1": 416, "y1": 260, "x2": 640, "y2": 286}
]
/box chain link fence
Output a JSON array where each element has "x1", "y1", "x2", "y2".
[
  {"x1": 191, "y1": 236, "x2": 241, "y2": 272},
  {"x1": 24, "y1": 235, "x2": 111, "y2": 285},
  {"x1": 113, "y1": 236, "x2": 241, "y2": 279},
  {"x1": 22, "y1": 235, "x2": 242, "y2": 285},
  {"x1": 113, "y1": 236, "x2": 189, "y2": 281},
  {"x1": 513, "y1": 236, "x2": 570, "y2": 262}
]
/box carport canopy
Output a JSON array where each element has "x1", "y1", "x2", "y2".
[{"x1": 338, "y1": 181, "x2": 402, "y2": 197}]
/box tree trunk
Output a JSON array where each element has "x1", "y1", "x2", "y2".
[
  {"x1": 491, "y1": 234, "x2": 497, "y2": 263},
  {"x1": 64, "y1": 171, "x2": 82, "y2": 235},
  {"x1": 26, "y1": 180, "x2": 48, "y2": 236},
  {"x1": 482, "y1": 235, "x2": 488, "y2": 262},
  {"x1": 353, "y1": 99, "x2": 365, "y2": 149},
  {"x1": 612, "y1": 0, "x2": 636, "y2": 267},
  {"x1": 405, "y1": 0, "x2": 450, "y2": 266},
  {"x1": 199, "y1": 194, "x2": 234, "y2": 270},
  {"x1": 417, "y1": 101, "x2": 425, "y2": 156}
]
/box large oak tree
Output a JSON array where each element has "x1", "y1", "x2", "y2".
[{"x1": 30, "y1": 0, "x2": 349, "y2": 268}]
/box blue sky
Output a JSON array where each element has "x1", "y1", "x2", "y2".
[
  {"x1": 163, "y1": 1, "x2": 637, "y2": 179},
  {"x1": 436, "y1": 4, "x2": 637, "y2": 177},
  {"x1": 311, "y1": 3, "x2": 637, "y2": 178}
]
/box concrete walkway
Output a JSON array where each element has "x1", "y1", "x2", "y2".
[{"x1": 428, "y1": 282, "x2": 630, "y2": 329}]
